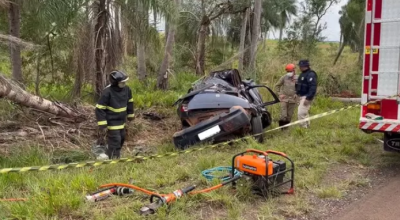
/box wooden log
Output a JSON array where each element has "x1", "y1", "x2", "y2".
[
  {"x1": 0, "y1": 72, "x2": 85, "y2": 121},
  {"x1": 330, "y1": 97, "x2": 361, "y2": 103}
]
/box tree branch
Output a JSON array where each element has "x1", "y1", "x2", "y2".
[
  {"x1": 0, "y1": 33, "x2": 41, "y2": 50},
  {"x1": 313, "y1": 0, "x2": 336, "y2": 38},
  {"x1": 208, "y1": 1, "x2": 247, "y2": 21}
]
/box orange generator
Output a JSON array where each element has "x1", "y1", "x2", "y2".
[{"x1": 231, "y1": 149, "x2": 294, "y2": 197}]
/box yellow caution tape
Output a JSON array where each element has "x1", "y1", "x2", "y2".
[{"x1": 1, "y1": 95, "x2": 398, "y2": 174}]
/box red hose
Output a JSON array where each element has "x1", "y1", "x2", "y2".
[
  {"x1": 99, "y1": 183, "x2": 165, "y2": 197},
  {"x1": 189, "y1": 184, "x2": 223, "y2": 195},
  {"x1": 100, "y1": 178, "x2": 234, "y2": 198}
]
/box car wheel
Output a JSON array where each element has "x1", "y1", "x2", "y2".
[
  {"x1": 251, "y1": 115, "x2": 264, "y2": 143},
  {"x1": 261, "y1": 111, "x2": 272, "y2": 128}
]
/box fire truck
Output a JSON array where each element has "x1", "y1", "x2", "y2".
[{"x1": 359, "y1": 0, "x2": 400, "y2": 152}]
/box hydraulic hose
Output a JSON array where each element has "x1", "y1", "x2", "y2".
[
  {"x1": 189, "y1": 174, "x2": 242, "y2": 195},
  {"x1": 99, "y1": 174, "x2": 242, "y2": 200},
  {"x1": 99, "y1": 183, "x2": 165, "y2": 197}
]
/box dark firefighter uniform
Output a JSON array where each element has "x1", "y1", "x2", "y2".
[
  {"x1": 295, "y1": 60, "x2": 317, "y2": 128},
  {"x1": 95, "y1": 71, "x2": 135, "y2": 159}
]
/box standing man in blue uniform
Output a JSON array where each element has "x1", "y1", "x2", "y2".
[
  {"x1": 95, "y1": 70, "x2": 135, "y2": 159},
  {"x1": 295, "y1": 60, "x2": 317, "y2": 128}
]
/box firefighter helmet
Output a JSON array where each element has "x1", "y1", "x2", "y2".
[
  {"x1": 109, "y1": 70, "x2": 129, "y2": 86},
  {"x1": 285, "y1": 63, "x2": 295, "y2": 72}
]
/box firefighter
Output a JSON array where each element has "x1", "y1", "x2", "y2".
[
  {"x1": 275, "y1": 63, "x2": 298, "y2": 130},
  {"x1": 94, "y1": 70, "x2": 135, "y2": 159},
  {"x1": 295, "y1": 59, "x2": 317, "y2": 128}
]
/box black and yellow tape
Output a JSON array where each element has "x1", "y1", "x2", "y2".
[
  {"x1": 0, "y1": 144, "x2": 222, "y2": 174},
  {"x1": 0, "y1": 94, "x2": 398, "y2": 174}
]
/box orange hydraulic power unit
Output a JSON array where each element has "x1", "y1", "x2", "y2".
[{"x1": 231, "y1": 149, "x2": 294, "y2": 197}]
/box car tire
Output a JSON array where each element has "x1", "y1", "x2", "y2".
[
  {"x1": 261, "y1": 111, "x2": 272, "y2": 128},
  {"x1": 251, "y1": 115, "x2": 264, "y2": 143}
]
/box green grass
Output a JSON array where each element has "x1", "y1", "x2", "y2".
[
  {"x1": 316, "y1": 186, "x2": 343, "y2": 199},
  {"x1": 0, "y1": 97, "x2": 386, "y2": 219}
]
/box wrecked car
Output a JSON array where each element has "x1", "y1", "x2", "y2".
[{"x1": 172, "y1": 68, "x2": 280, "y2": 150}]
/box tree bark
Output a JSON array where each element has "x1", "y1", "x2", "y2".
[
  {"x1": 157, "y1": 0, "x2": 179, "y2": 90},
  {"x1": 249, "y1": 0, "x2": 262, "y2": 74},
  {"x1": 165, "y1": 20, "x2": 169, "y2": 42},
  {"x1": 8, "y1": 0, "x2": 23, "y2": 85},
  {"x1": 153, "y1": 9, "x2": 157, "y2": 28},
  {"x1": 136, "y1": 0, "x2": 147, "y2": 82},
  {"x1": 94, "y1": 0, "x2": 107, "y2": 102},
  {"x1": 115, "y1": 4, "x2": 122, "y2": 56},
  {"x1": 137, "y1": 37, "x2": 147, "y2": 81},
  {"x1": 195, "y1": 16, "x2": 209, "y2": 76},
  {"x1": 35, "y1": 53, "x2": 41, "y2": 96},
  {"x1": 278, "y1": 25, "x2": 283, "y2": 42},
  {"x1": 238, "y1": 7, "x2": 249, "y2": 72},
  {"x1": 0, "y1": 73, "x2": 83, "y2": 120},
  {"x1": 333, "y1": 42, "x2": 345, "y2": 65},
  {"x1": 243, "y1": 12, "x2": 252, "y2": 69}
]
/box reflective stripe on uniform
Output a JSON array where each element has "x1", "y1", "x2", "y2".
[
  {"x1": 107, "y1": 106, "x2": 127, "y2": 112},
  {"x1": 96, "y1": 104, "x2": 127, "y2": 113},
  {"x1": 98, "y1": 121, "x2": 107, "y2": 126},
  {"x1": 96, "y1": 104, "x2": 107, "y2": 109},
  {"x1": 128, "y1": 98, "x2": 133, "y2": 102},
  {"x1": 107, "y1": 124, "x2": 125, "y2": 130},
  {"x1": 127, "y1": 114, "x2": 135, "y2": 118}
]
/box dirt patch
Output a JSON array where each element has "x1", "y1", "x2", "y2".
[
  {"x1": 196, "y1": 204, "x2": 227, "y2": 220},
  {"x1": 329, "y1": 167, "x2": 400, "y2": 220},
  {"x1": 305, "y1": 162, "x2": 400, "y2": 220},
  {"x1": 0, "y1": 106, "x2": 180, "y2": 157}
]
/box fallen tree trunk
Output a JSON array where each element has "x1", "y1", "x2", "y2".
[
  {"x1": 0, "y1": 33, "x2": 40, "y2": 50},
  {"x1": 0, "y1": 72, "x2": 85, "y2": 121},
  {"x1": 330, "y1": 97, "x2": 361, "y2": 103}
]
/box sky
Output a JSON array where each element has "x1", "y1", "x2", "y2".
[
  {"x1": 153, "y1": 0, "x2": 349, "y2": 42},
  {"x1": 269, "y1": 0, "x2": 349, "y2": 42}
]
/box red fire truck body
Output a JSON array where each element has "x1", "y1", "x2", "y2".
[{"x1": 359, "y1": 0, "x2": 400, "y2": 151}]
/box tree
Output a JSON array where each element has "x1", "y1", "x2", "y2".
[
  {"x1": 238, "y1": 6, "x2": 250, "y2": 72},
  {"x1": 276, "y1": 0, "x2": 297, "y2": 42},
  {"x1": 8, "y1": 0, "x2": 23, "y2": 85},
  {"x1": 157, "y1": 0, "x2": 180, "y2": 90},
  {"x1": 279, "y1": 0, "x2": 339, "y2": 58},
  {"x1": 249, "y1": 0, "x2": 261, "y2": 73},
  {"x1": 181, "y1": 0, "x2": 246, "y2": 75},
  {"x1": 136, "y1": 0, "x2": 148, "y2": 82},
  {"x1": 334, "y1": 0, "x2": 365, "y2": 66},
  {"x1": 93, "y1": 0, "x2": 108, "y2": 102},
  {"x1": 120, "y1": 0, "x2": 174, "y2": 82}
]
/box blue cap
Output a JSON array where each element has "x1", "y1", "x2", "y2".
[{"x1": 298, "y1": 59, "x2": 310, "y2": 67}]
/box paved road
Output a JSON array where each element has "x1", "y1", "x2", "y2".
[{"x1": 329, "y1": 174, "x2": 400, "y2": 220}]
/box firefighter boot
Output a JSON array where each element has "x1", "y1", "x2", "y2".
[
  {"x1": 281, "y1": 120, "x2": 290, "y2": 130},
  {"x1": 278, "y1": 120, "x2": 286, "y2": 131}
]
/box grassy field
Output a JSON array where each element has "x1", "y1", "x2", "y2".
[
  {"x1": 0, "y1": 96, "x2": 386, "y2": 220},
  {"x1": 0, "y1": 41, "x2": 392, "y2": 219}
]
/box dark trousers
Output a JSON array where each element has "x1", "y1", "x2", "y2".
[{"x1": 107, "y1": 129, "x2": 126, "y2": 159}]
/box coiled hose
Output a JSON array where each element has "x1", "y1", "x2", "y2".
[{"x1": 201, "y1": 166, "x2": 242, "y2": 182}]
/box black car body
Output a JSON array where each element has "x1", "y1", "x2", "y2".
[{"x1": 172, "y1": 69, "x2": 280, "y2": 149}]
